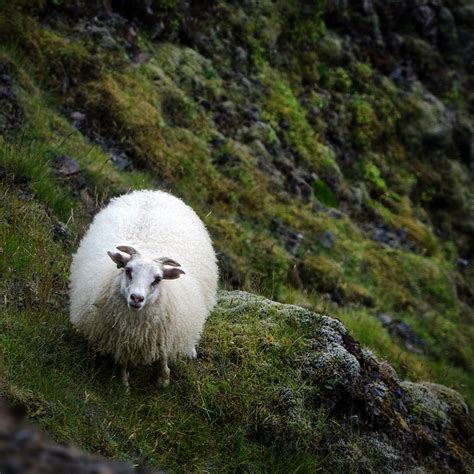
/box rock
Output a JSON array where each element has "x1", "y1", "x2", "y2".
[
  {"x1": 386, "y1": 319, "x2": 428, "y2": 354},
  {"x1": 85, "y1": 25, "x2": 119, "y2": 50},
  {"x1": 269, "y1": 151, "x2": 315, "y2": 201},
  {"x1": 413, "y1": 3, "x2": 438, "y2": 43},
  {"x1": 302, "y1": 339, "x2": 361, "y2": 396},
  {"x1": 287, "y1": 173, "x2": 313, "y2": 201},
  {"x1": 215, "y1": 291, "x2": 472, "y2": 473},
  {"x1": 110, "y1": 149, "x2": 132, "y2": 171},
  {"x1": 123, "y1": 25, "x2": 138, "y2": 46},
  {"x1": 271, "y1": 219, "x2": 304, "y2": 255},
  {"x1": 55, "y1": 156, "x2": 81, "y2": 177},
  {"x1": 52, "y1": 221, "x2": 72, "y2": 241},
  {"x1": 53, "y1": 156, "x2": 87, "y2": 192},
  {"x1": 320, "y1": 230, "x2": 336, "y2": 249},
  {"x1": 344, "y1": 184, "x2": 368, "y2": 211},
  {"x1": 248, "y1": 140, "x2": 285, "y2": 188},
  {"x1": 363, "y1": 223, "x2": 417, "y2": 251},
  {"x1": 377, "y1": 312, "x2": 393, "y2": 326},
  {"x1": 328, "y1": 209, "x2": 344, "y2": 219},
  {"x1": 219, "y1": 100, "x2": 238, "y2": 117},
  {"x1": 401, "y1": 381, "x2": 468, "y2": 431}
]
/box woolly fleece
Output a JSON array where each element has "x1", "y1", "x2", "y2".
[{"x1": 69, "y1": 190, "x2": 218, "y2": 366}]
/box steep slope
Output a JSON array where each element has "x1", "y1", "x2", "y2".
[{"x1": 0, "y1": 0, "x2": 473, "y2": 471}]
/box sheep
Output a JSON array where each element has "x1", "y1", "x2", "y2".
[{"x1": 69, "y1": 190, "x2": 218, "y2": 390}]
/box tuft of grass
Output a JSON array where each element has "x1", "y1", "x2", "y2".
[{"x1": 0, "y1": 139, "x2": 75, "y2": 220}]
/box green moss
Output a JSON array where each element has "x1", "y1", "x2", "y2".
[
  {"x1": 363, "y1": 160, "x2": 388, "y2": 193},
  {"x1": 326, "y1": 66, "x2": 352, "y2": 93},
  {"x1": 313, "y1": 178, "x2": 339, "y2": 207},
  {"x1": 260, "y1": 65, "x2": 335, "y2": 172},
  {"x1": 353, "y1": 62, "x2": 373, "y2": 83},
  {"x1": 351, "y1": 95, "x2": 380, "y2": 150}
]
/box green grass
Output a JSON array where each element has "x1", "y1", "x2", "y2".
[
  {"x1": 0, "y1": 4, "x2": 473, "y2": 470},
  {"x1": 0, "y1": 207, "x2": 331, "y2": 470}
]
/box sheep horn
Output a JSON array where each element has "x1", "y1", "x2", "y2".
[
  {"x1": 159, "y1": 258, "x2": 182, "y2": 267},
  {"x1": 116, "y1": 245, "x2": 140, "y2": 256}
]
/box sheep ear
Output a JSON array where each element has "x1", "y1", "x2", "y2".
[
  {"x1": 163, "y1": 267, "x2": 185, "y2": 280},
  {"x1": 107, "y1": 251, "x2": 130, "y2": 269}
]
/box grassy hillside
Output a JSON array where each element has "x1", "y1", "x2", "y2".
[{"x1": 0, "y1": 0, "x2": 473, "y2": 471}]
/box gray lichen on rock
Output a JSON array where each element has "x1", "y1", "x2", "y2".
[{"x1": 402, "y1": 381, "x2": 469, "y2": 431}]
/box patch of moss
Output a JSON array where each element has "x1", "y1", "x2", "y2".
[
  {"x1": 351, "y1": 95, "x2": 380, "y2": 151},
  {"x1": 260, "y1": 65, "x2": 335, "y2": 172},
  {"x1": 363, "y1": 159, "x2": 387, "y2": 194},
  {"x1": 298, "y1": 254, "x2": 343, "y2": 293},
  {"x1": 326, "y1": 66, "x2": 352, "y2": 93},
  {"x1": 313, "y1": 178, "x2": 339, "y2": 207}
]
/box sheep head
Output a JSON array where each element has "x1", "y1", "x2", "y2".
[{"x1": 107, "y1": 246, "x2": 185, "y2": 311}]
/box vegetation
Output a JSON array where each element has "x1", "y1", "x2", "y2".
[{"x1": 0, "y1": 0, "x2": 473, "y2": 471}]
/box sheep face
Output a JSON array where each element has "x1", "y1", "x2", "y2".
[{"x1": 107, "y1": 247, "x2": 185, "y2": 311}]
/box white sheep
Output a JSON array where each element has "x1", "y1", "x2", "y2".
[{"x1": 69, "y1": 190, "x2": 218, "y2": 390}]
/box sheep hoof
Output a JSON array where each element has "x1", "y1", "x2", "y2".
[{"x1": 158, "y1": 377, "x2": 170, "y2": 388}]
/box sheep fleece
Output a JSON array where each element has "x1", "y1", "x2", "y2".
[{"x1": 69, "y1": 190, "x2": 218, "y2": 366}]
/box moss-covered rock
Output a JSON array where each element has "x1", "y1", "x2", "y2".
[{"x1": 402, "y1": 381, "x2": 469, "y2": 431}]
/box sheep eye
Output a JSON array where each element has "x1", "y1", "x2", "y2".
[
  {"x1": 151, "y1": 276, "x2": 161, "y2": 286},
  {"x1": 125, "y1": 268, "x2": 132, "y2": 279}
]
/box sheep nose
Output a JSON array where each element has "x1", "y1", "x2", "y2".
[{"x1": 130, "y1": 294, "x2": 144, "y2": 303}]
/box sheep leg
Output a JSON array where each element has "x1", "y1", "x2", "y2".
[
  {"x1": 121, "y1": 365, "x2": 130, "y2": 393},
  {"x1": 157, "y1": 357, "x2": 170, "y2": 388},
  {"x1": 188, "y1": 347, "x2": 197, "y2": 359}
]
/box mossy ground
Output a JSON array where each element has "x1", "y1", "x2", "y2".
[{"x1": 1, "y1": 1, "x2": 473, "y2": 471}]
